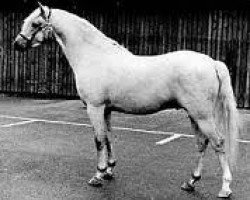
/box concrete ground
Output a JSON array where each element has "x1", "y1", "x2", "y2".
[{"x1": 0, "y1": 97, "x2": 249, "y2": 200}]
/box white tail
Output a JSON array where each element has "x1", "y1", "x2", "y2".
[{"x1": 214, "y1": 61, "x2": 240, "y2": 168}]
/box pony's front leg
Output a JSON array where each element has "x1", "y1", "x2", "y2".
[
  {"x1": 102, "y1": 109, "x2": 116, "y2": 180},
  {"x1": 87, "y1": 104, "x2": 109, "y2": 187}
]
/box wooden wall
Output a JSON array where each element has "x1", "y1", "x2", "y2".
[{"x1": 1, "y1": 9, "x2": 250, "y2": 107}]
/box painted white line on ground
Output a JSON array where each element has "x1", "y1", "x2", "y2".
[
  {"x1": 37, "y1": 119, "x2": 93, "y2": 127},
  {"x1": 0, "y1": 115, "x2": 93, "y2": 127},
  {"x1": 113, "y1": 126, "x2": 179, "y2": 136},
  {"x1": 0, "y1": 115, "x2": 181, "y2": 136},
  {"x1": 0, "y1": 114, "x2": 249, "y2": 144},
  {"x1": 1, "y1": 120, "x2": 36, "y2": 127},
  {"x1": 156, "y1": 134, "x2": 183, "y2": 145},
  {"x1": 237, "y1": 139, "x2": 250, "y2": 143}
]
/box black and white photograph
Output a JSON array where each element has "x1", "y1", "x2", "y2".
[{"x1": 0, "y1": 0, "x2": 249, "y2": 199}]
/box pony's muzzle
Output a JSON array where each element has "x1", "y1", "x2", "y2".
[{"x1": 13, "y1": 35, "x2": 30, "y2": 51}]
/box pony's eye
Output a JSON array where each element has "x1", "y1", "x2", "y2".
[{"x1": 32, "y1": 23, "x2": 40, "y2": 28}]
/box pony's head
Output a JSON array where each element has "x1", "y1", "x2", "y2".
[{"x1": 14, "y1": 2, "x2": 53, "y2": 51}]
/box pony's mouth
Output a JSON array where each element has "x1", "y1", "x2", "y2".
[
  {"x1": 14, "y1": 39, "x2": 43, "y2": 51},
  {"x1": 31, "y1": 42, "x2": 42, "y2": 48},
  {"x1": 13, "y1": 41, "x2": 29, "y2": 51}
]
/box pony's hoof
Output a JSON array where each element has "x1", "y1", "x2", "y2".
[
  {"x1": 103, "y1": 172, "x2": 114, "y2": 180},
  {"x1": 218, "y1": 189, "x2": 232, "y2": 198},
  {"x1": 88, "y1": 176, "x2": 103, "y2": 187},
  {"x1": 181, "y1": 181, "x2": 195, "y2": 192}
]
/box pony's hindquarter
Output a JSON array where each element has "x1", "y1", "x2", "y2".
[{"x1": 214, "y1": 61, "x2": 240, "y2": 168}]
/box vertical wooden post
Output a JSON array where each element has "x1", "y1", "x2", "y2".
[
  {"x1": 0, "y1": 11, "x2": 3, "y2": 91},
  {"x1": 207, "y1": 12, "x2": 212, "y2": 56},
  {"x1": 0, "y1": 12, "x2": 3, "y2": 57},
  {"x1": 216, "y1": 11, "x2": 223, "y2": 60},
  {"x1": 244, "y1": 13, "x2": 250, "y2": 108}
]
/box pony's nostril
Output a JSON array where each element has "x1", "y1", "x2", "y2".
[
  {"x1": 13, "y1": 40, "x2": 25, "y2": 51},
  {"x1": 13, "y1": 40, "x2": 20, "y2": 49}
]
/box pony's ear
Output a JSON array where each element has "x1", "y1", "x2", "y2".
[{"x1": 37, "y1": 1, "x2": 46, "y2": 17}]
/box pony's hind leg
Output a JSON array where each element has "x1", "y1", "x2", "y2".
[
  {"x1": 181, "y1": 118, "x2": 209, "y2": 191},
  {"x1": 197, "y1": 121, "x2": 232, "y2": 198},
  {"x1": 182, "y1": 114, "x2": 232, "y2": 198},
  {"x1": 86, "y1": 104, "x2": 109, "y2": 187},
  {"x1": 198, "y1": 119, "x2": 232, "y2": 198},
  {"x1": 217, "y1": 152, "x2": 232, "y2": 198},
  {"x1": 102, "y1": 108, "x2": 116, "y2": 180}
]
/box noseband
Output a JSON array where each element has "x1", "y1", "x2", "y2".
[{"x1": 18, "y1": 8, "x2": 52, "y2": 45}]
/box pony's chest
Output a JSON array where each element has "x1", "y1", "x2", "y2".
[{"x1": 74, "y1": 72, "x2": 110, "y2": 104}]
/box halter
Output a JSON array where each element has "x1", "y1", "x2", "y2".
[{"x1": 18, "y1": 8, "x2": 52, "y2": 46}]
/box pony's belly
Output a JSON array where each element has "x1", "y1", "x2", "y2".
[{"x1": 110, "y1": 99, "x2": 180, "y2": 115}]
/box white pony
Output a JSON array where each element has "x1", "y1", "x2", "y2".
[{"x1": 14, "y1": 3, "x2": 240, "y2": 198}]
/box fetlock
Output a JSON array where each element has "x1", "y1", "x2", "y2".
[{"x1": 103, "y1": 160, "x2": 116, "y2": 180}]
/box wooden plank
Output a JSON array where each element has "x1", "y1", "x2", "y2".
[
  {"x1": 0, "y1": 11, "x2": 3, "y2": 91},
  {"x1": 239, "y1": 12, "x2": 248, "y2": 107},
  {"x1": 177, "y1": 14, "x2": 183, "y2": 51},
  {"x1": 216, "y1": 11, "x2": 223, "y2": 60},
  {"x1": 207, "y1": 12, "x2": 212, "y2": 56},
  {"x1": 14, "y1": 12, "x2": 19, "y2": 92},
  {"x1": 235, "y1": 12, "x2": 242, "y2": 106},
  {"x1": 244, "y1": 12, "x2": 250, "y2": 107}
]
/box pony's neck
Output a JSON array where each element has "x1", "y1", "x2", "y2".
[{"x1": 50, "y1": 9, "x2": 131, "y2": 67}]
